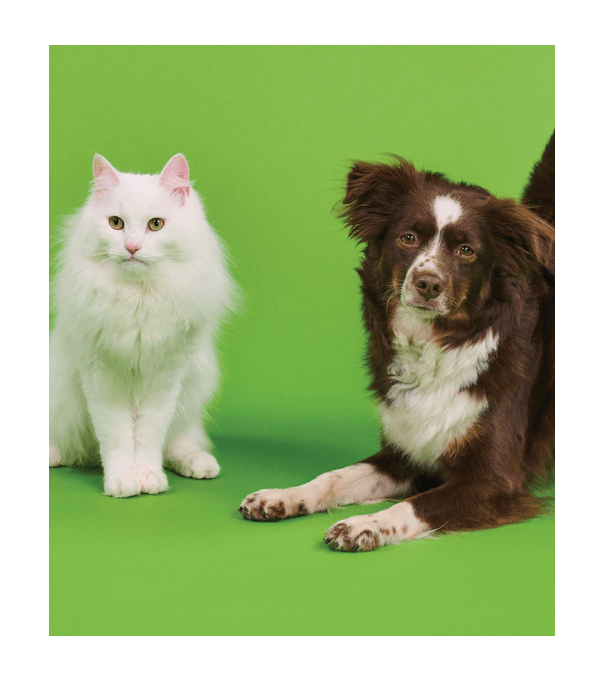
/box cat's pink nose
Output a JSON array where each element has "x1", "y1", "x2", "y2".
[{"x1": 125, "y1": 243, "x2": 141, "y2": 256}]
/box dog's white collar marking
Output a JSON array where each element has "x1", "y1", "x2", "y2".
[{"x1": 379, "y1": 313, "x2": 498, "y2": 469}]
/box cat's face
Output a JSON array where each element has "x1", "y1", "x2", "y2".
[{"x1": 86, "y1": 154, "x2": 194, "y2": 276}]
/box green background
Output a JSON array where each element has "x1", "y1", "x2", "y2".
[{"x1": 49, "y1": 46, "x2": 554, "y2": 636}]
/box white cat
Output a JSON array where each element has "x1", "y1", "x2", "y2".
[{"x1": 50, "y1": 153, "x2": 235, "y2": 497}]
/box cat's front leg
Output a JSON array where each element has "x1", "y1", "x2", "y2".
[
  {"x1": 78, "y1": 395, "x2": 142, "y2": 497},
  {"x1": 92, "y1": 401, "x2": 169, "y2": 498},
  {"x1": 82, "y1": 369, "x2": 181, "y2": 497},
  {"x1": 165, "y1": 430, "x2": 220, "y2": 479},
  {"x1": 163, "y1": 354, "x2": 221, "y2": 480},
  {"x1": 103, "y1": 453, "x2": 168, "y2": 498}
]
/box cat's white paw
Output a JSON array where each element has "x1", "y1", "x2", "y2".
[
  {"x1": 49, "y1": 445, "x2": 63, "y2": 467},
  {"x1": 169, "y1": 451, "x2": 220, "y2": 479},
  {"x1": 104, "y1": 463, "x2": 169, "y2": 498}
]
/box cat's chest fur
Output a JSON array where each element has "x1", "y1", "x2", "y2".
[
  {"x1": 76, "y1": 279, "x2": 197, "y2": 371},
  {"x1": 378, "y1": 312, "x2": 499, "y2": 469}
]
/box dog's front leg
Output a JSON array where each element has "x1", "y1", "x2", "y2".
[
  {"x1": 239, "y1": 450, "x2": 411, "y2": 521},
  {"x1": 324, "y1": 499, "x2": 432, "y2": 552},
  {"x1": 324, "y1": 478, "x2": 542, "y2": 552}
]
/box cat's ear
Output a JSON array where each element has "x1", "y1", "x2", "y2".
[
  {"x1": 160, "y1": 154, "x2": 190, "y2": 205},
  {"x1": 92, "y1": 154, "x2": 120, "y2": 193}
]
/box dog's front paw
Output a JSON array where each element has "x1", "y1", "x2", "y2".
[
  {"x1": 239, "y1": 489, "x2": 309, "y2": 522},
  {"x1": 324, "y1": 502, "x2": 430, "y2": 551},
  {"x1": 324, "y1": 515, "x2": 388, "y2": 552},
  {"x1": 104, "y1": 463, "x2": 169, "y2": 498}
]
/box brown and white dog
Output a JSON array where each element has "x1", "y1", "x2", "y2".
[{"x1": 240, "y1": 134, "x2": 555, "y2": 552}]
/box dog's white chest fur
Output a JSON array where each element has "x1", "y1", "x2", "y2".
[{"x1": 378, "y1": 313, "x2": 498, "y2": 469}]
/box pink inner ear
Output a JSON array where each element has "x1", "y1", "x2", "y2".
[
  {"x1": 92, "y1": 154, "x2": 119, "y2": 191},
  {"x1": 160, "y1": 154, "x2": 190, "y2": 205}
]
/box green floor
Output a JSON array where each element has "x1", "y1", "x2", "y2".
[{"x1": 49, "y1": 431, "x2": 554, "y2": 636}]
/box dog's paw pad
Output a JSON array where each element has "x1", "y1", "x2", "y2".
[
  {"x1": 239, "y1": 489, "x2": 307, "y2": 521},
  {"x1": 324, "y1": 517, "x2": 383, "y2": 552}
]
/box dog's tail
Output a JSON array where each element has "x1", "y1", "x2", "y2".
[{"x1": 521, "y1": 131, "x2": 555, "y2": 227}]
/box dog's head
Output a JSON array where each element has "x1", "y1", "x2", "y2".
[{"x1": 341, "y1": 158, "x2": 554, "y2": 328}]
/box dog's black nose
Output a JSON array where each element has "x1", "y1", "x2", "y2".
[{"x1": 415, "y1": 272, "x2": 444, "y2": 301}]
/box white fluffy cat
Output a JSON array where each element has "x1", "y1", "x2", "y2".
[{"x1": 50, "y1": 153, "x2": 234, "y2": 497}]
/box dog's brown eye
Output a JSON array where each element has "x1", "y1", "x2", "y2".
[
  {"x1": 458, "y1": 245, "x2": 474, "y2": 256},
  {"x1": 398, "y1": 234, "x2": 416, "y2": 246},
  {"x1": 109, "y1": 216, "x2": 124, "y2": 230},
  {"x1": 148, "y1": 218, "x2": 164, "y2": 231}
]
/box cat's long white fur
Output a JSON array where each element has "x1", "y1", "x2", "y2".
[{"x1": 50, "y1": 154, "x2": 235, "y2": 497}]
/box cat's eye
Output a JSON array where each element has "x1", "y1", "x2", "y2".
[
  {"x1": 148, "y1": 218, "x2": 164, "y2": 231},
  {"x1": 397, "y1": 233, "x2": 416, "y2": 247},
  {"x1": 457, "y1": 245, "x2": 474, "y2": 256},
  {"x1": 109, "y1": 216, "x2": 124, "y2": 230}
]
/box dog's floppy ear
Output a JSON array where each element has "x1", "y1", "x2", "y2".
[
  {"x1": 340, "y1": 158, "x2": 418, "y2": 243},
  {"x1": 483, "y1": 198, "x2": 555, "y2": 278}
]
